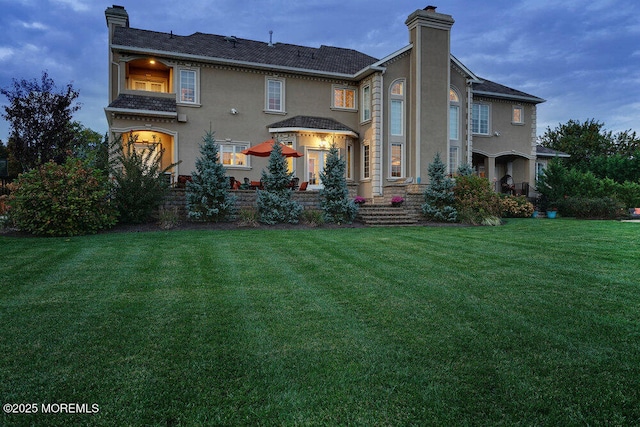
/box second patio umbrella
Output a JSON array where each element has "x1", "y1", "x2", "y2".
[{"x1": 241, "y1": 139, "x2": 304, "y2": 157}]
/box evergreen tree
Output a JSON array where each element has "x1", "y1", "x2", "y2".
[
  {"x1": 186, "y1": 131, "x2": 236, "y2": 222},
  {"x1": 422, "y1": 152, "x2": 457, "y2": 222},
  {"x1": 256, "y1": 142, "x2": 302, "y2": 224},
  {"x1": 319, "y1": 144, "x2": 358, "y2": 224},
  {"x1": 457, "y1": 162, "x2": 474, "y2": 176}
]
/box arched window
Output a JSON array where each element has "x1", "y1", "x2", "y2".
[
  {"x1": 449, "y1": 87, "x2": 460, "y2": 141},
  {"x1": 389, "y1": 80, "x2": 405, "y2": 178},
  {"x1": 449, "y1": 87, "x2": 461, "y2": 173}
]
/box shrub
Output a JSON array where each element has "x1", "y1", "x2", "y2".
[
  {"x1": 301, "y1": 209, "x2": 325, "y2": 227},
  {"x1": 157, "y1": 206, "x2": 181, "y2": 230},
  {"x1": 109, "y1": 133, "x2": 178, "y2": 224},
  {"x1": 453, "y1": 174, "x2": 501, "y2": 225},
  {"x1": 237, "y1": 208, "x2": 259, "y2": 227},
  {"x1": 7, "y1": 158, "x2": 117, "y2": 236},
  {"x1": 499, "y1": 194, "x2": 535, "y2": 218},
  {"x1": 558, "y1": 196, "x2": 625, "y2": 219}
]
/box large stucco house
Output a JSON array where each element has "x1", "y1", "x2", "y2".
[{"x1": 105, "y1": 5, "x2": 545, "y2": 200}]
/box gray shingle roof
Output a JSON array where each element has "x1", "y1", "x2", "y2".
[
  {"x1": 536, "y1": 144, "x2": 570, "y2": 158},
  {"x1": 268, "y1": 116, "x2": 357, "y2": 134},
  {"x1": 107, "y1": 93, "x2": 177, "y2": 113},
  {"x1": 112, "y1": 27, "x2": 379, "y2": 75},
  {"x1": 474, "y1": 78, "x2": 545, "y2": 104}
]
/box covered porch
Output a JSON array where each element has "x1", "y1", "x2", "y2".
[{"x1": 472, "y1": 151, "x2": 535, "y2": 198}]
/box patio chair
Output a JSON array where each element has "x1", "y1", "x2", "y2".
[{"x1": 299, "y1": 181, "x2": 308, "y2": 191}]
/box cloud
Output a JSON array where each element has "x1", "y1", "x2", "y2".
[
  {"x1": 50, "y1": 0, "x2": 89, "y2": 12},
  {"x1": 0, "y1": 47, "x2": 14, "y2": 61},
  {"x1": 20, "y1": 21, "x2": 48, "y2": 30}
]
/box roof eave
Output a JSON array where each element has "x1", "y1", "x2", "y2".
[
  {"x1": 473, "y1": 90, "x2": 546, "y2": 104},
  {"x1": 269, "y1": 126, "x2": 358, "y2": 138},
  {"x1": 104, "y1": 106, "x2": 178, "y2": 118}
]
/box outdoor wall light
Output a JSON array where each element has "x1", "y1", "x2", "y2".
[{"x1": 230, "y1": 108, "x2": 238, "y2": 115}]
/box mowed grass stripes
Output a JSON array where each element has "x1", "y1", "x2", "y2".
[{"x1": 1, "y1": 219, "x2": 639, "y2": 426}]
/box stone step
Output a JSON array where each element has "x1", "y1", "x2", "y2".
[{"x1": 357, "y1": 204, "x2": 419, "y2": 226}]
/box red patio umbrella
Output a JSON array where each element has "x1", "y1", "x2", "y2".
[{"x1": 241, "y1": 139, "x2": 303, "y2": 157}]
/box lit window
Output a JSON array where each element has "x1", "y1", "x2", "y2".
[
  {"x1": 333, "y1": 86, "x2": 356, "y2": 109},
  {"x1": 266, "y1": 78, "x2": 284, "y2": 112},
  {"x1": 512, "y1": 106, "x2": 524, "y2": 124},
  {"x1": 218, "y1": 143, "x2": 248, "y2": 167},
  {"x1": 179, "y1": 69, "x2": 197, "y2": 103},
  {"x1": 391, "y1": 143, "x2": 403, "y2": 178},
  {"x1": 391, "y1": 81, "x2": 403, "y2": 96},
  {"x1": 361, "y1": 85, "x2": 371, "y2": 122},
  {"x1": 472, "y1": 103, "x2": 490, "y2": 135}
]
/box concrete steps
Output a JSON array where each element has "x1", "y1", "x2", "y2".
[{"x1": 356, "y1": 204, "x2": 419, "y2": 226}]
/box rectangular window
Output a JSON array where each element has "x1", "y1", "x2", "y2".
[
  {"x1": 512, "y1": 106, "x2": 524, "y2": 124},
  {"x1": 218, "y1": 143, "x2": 248, "y2": 167},
  {"x1": 333, "y1": 86, "x2": 356, "y2": 109},
  {"x1": 472, "y1": 103, "x2": 490, "y2": 135},
  {"x1": 449, "y1": 146, "x2": 459, "y2": 174},
  {"x1": 361, "y1": 85, "x2": 371, "y2": 122},
  {"x1": 391, "y1": 100, "x2": 403, "y2": 136},
  {"x1": 179, "y1": 69, "x2": 197, "y2": 104},
  {"x1": 346, "y1": 143, "x2": 353, "y2": 180},
  {"x1": 266, "y1": 78, "x2": 284, "y2": 112},
  {"x1": 449, "y1": 105, "x2": 459, "y2": 140},
  {"x1": 390, "y1": 143, "x2": 403, "y2": 178},
  {"x1": 362, "y1": 144, "x2": 370, "y2": 179}
]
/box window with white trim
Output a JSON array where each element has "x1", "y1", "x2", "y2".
[
  {"x1": 361, "y1": 84, "x2": 371, "y2": 122},
  {"x1": 472, "y1": 103, "x2": 490, "y2": 135},
  {"x1": 178, "y1": 69, "x2": 198, "y2": 104},
  {"x1": 449, "y1": 87, "x2": 460, "y2": 141},
  {"x1": 390, "y1": 143, "x2": 403, "y2": 178},
  {"x1": 449, "y1": 146, "x2": 459, "y2": 174},
  {"x1": 390, "y1": 80, "x2": 404, "y2": 136},
  {"x1": 362, "y1": 143, "x2": 370, "y2": 179},
  {"x1": 512, "y1": 105, "x2": 524, "y2": 124},
  {"x1": 218, "y1": 142, "x2": 249, "y2": 167},
  {"x1": 333, "y1": 86, "x2": 356, "y2": 110},
  {"x1": 346, "y1": 142, "x2": 354, "y2": 180},
  {"x1": 265, "y1": 77, "x2": 285, "y2": 113}
]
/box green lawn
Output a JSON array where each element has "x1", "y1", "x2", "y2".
[{"x1": 2, "y1": 219, "x2": 640, "y2": 426}]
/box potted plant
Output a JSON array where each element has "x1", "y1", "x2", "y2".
[
  {"x1": 546, "y1": 205, "x2": 558, "y2": 219},
  {"x1": 391, "y1": 196, "x2": 404, "y2": 207},
  {"x1": 531, "y1": 205, "x2": 539, "y2": 218},
  {"x1": 354, "y1": 196, "x2": 366, "y2": 205}
]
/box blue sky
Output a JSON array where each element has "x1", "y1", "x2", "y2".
[{"x1": 0, "y1": 0, "x2": 638, "y2": 143}]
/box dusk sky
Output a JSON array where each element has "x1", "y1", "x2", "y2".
[{"x1": 0, "y1": 0, "x2": 638, "y2": 143}]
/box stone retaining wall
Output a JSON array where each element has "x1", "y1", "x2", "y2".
[{"x1": 162, "y1": 188, "x2": 325, "y2": 219}]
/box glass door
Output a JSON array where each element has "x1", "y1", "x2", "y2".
[{"x1": 307, "y1": 149, "x2": 328, "y2": 190}]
